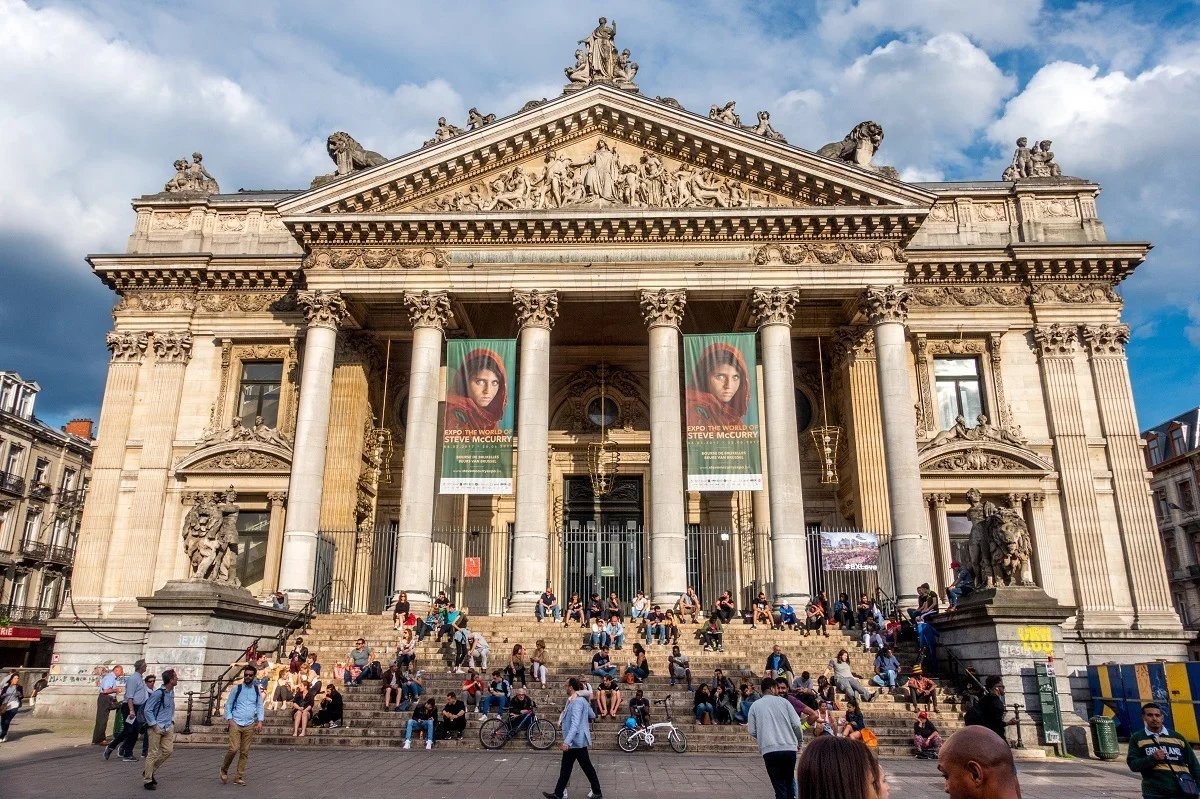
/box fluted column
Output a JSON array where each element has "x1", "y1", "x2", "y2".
[
  {"x1": 861, "y1": 286, "x2": 934, "y2": 606},
  {"x1": 1082, "y1": 324, "x2": 1180, "y2": 629},
  {"x1": 640, "y1": 289, "x2": 688, "y2": 606},
  {"x1": 393, "y1": 291, "x2": 453, "y2": 610},
  {"x1": 833, "y1": 327, "x2": 892, "y2": 537},
  {"x1": 752, "y1": 288, "x2": 811, "y2": 606},
  {"x1": 278, "y1": 290, "x2": 349, "y2": 600},
  {"x1": 1025, "y1": 492, "x2": 1056, "y2": 598},
  {"x1": 1033, "y1": 323, "x2": 1118, "y2": 625},
  {"x1": 926, "y1": 493, "x2": 952, "y2": 595},
  {"x1": 509, "y1": 290, "x2": 559, "y2": 613},
  {"x1": 262, "y1": 491, "x2": 288, "y2": 596},
  {"x1": 71, "y1": 333, "x2": 148, "y2": 613},
  {"x1": 112, "y1": 332, "x2": 193, "y2": 605}
]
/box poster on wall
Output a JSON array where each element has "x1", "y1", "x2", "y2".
[
  {"x1": 683, "y1": 332, "x2": 763, "y2": 491},
  {"x1": 819, "y1": 531, "x2": 880, "y2": 571},
  {"x1": 439, "y1": 338, "x2": 516, "y2": 494}
]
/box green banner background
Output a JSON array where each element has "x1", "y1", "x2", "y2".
[
  {"x1": 683, "y1": 332, "x2": 763, "y2": 491},
  {"x1": 440, "y1": 338, "x2": 516, "y2": 494}
]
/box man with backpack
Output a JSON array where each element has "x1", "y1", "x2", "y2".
[
  {"x1": 142, "y1": 669, "x2": 178, "y2": 791},
  {"x1": 220, "y1": 665, "x2": 265, "y2": 786}
]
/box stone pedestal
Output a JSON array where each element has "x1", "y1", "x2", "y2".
[
  {"x1": 35, "y1": 617, "x2": 151, "y2": 719},
  {"x1": 934, "y1": 586, "x2": 1090, "y2": 758}
]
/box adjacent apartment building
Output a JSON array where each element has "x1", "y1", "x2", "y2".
[
  {"x1": 1144, "y1": 407, "x2": 1200, "y2": 657},
  {"x1": 0, "y1": 372, "x2": 93, "y2": 667}
]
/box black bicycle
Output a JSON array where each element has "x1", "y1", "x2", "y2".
[{"x1": 479, "y1": 706, "x2": 558, "y2": 750}]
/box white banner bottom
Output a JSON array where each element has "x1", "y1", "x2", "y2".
[
  {"x1": 439, "y1": 478, "x2": 513, "y2": 495},
  {"x1": 687, "y1": 474, "x2": 763, "y2": 492}
]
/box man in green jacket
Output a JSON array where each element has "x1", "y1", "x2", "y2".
[{"x1": 1128, "y1": 702, "x2": 1200, "y2": 798}]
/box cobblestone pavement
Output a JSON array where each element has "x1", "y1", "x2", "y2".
[{"x1": 0, "y1": 719, "x2": 1144, "y2": 799}]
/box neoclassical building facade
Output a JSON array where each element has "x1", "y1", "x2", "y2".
[{"x1": 52, "y1": 43, "x2": 1187, "y2": 692}]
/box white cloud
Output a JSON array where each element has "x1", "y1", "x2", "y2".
[{"x1": 817, "y1": 0, "x2": 1043, "y2": 50}]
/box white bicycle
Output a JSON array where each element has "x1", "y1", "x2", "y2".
[{"x1": 616, "y1": 696, "x2": 688, "y2": 753}]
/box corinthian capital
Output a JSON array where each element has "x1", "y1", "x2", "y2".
[
  {"x1": 860, "y1": 285, "x2": 910, "y2": 325},
  {"x1": 831, "y1": 326, "x2": 875, "y2": 367},
  {"x1": 1080, "y1": 323, "x2": 1130, "y2": 356},
  {"x1": 513, "y1": 289, "x2": 560, "y2": 331},
  {"x1": 751, "y1": 287, "x2": 799, "y2": 328},
  {"x1": 152, "y1": 332, "x2": 193, "y2": 363},
  {"x1": 1032, "y1": 323, "x2": 1078, "y2": 357},
  {"x1": 297, "y1": 290, "x2": 349, "y2": 329},
  {"x1": 404, "y1": 290, "x2": 453, "y2": 331},
  {"x1": 639, "y1": 289, "x2": 687, "y2": 329},
  {"x1": 106, "y1": 331, "x2": 149, "y2": 363}
]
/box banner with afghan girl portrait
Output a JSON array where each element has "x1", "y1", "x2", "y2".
[
  {"x1": 683, "y1": 333, "x2": 763, "y2": 491},
  {"x1": 439, "y1": 339, "x2": 516, "y2": 495}
]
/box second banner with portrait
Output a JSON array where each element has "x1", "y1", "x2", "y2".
[
  {"x1": 440, "y1": 338, "x2": 516, "y2": 495},
  {"x1": 683, "y1": 333, "x2": 763, "y2": 491}
]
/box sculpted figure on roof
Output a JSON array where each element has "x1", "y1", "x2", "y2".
[
  {"x1": 565, "y1": 17, "x2": 639, "y2": 92},
  {"x1": 817, "y1": 121, "x2": 898, "y2": 179}
]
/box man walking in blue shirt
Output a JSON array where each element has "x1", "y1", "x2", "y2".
[
  {"x1": 106, "y1": 659, "x2": 149, "y2": 762},
  {"x1": 221, "y1": 665, "x2": 265, "y2": 786},
  {"x1": 543, "y1": 677, "x2": 603, "y2": 799},
  {"x1": 142, "y1": 669, "x2": 177, "y2": 790},
  {"x1": 93, "y1": 663, "x2": 123, "y2": 745}
]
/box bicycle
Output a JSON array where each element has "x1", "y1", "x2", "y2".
[
  {"x1": 479, "y1": 705, "x2": 558, "y2": 750},
  {"x1": 617, "y1": 696, "x2": 688, "y2": 753}
]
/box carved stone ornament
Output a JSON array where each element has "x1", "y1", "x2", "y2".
[
  {"x1": 181, "y1": 487, "x2": 241, "y2": 586},
  {"x1": 920, "y1": 413, "x2": 1028, "y2": 452},
  {"x1": 404, "y1": 290, "x2": 453, "y2": 331},
  {"x1": 196, "y1": 292, "x2": 297, "y2": 314},
  {"x1": 923, "y1": 446, "x2": 1027, "y2": 472},
  {"x1": 553, "y1": 364, "x2": 647, "y2": 434},
  {"x1": 162, "y1": 152, "x2": 219, "y2": 195},
  {"x1": 311, "y1": 131, "x2": 389, "y2": 188},
  {"x1": 751, "y1": 242, "x2": 903, "y2": 266},
  {"x1": 267, "y1": 491, "x2": 288, "y2": 505},
  {"x1": 1080, "y1": 323, "x2": 1130, "y2": 356},
  {"x1": 114, "y1": 291, "x2": 198, "y2": 314},
  {"x1": 909, "y1": 285, "x2": 1029, "y2": 307},
  {"x1": 196, "y1": 416, "x2": 293, "y2": 450},
  {"x1": 928, "y1": 338, "x2": 985, "y2": 356},
  {"x1": 751, "y1": 288, "x2": 799, "y2": 327},
  {"x1": 1032, "y1": 323, "x2": 1078, "y2": 357},
  {"x1": 831, "y1": 326, "x2": 875, "y2": 366},
  {"x1": 513, "y1": 289, "x2": 560, "y2": 331},
  {"x1": 152, "y1": 332, "x2": 194, "y2": 363},
  {"x1": 303, "y1": 246, "x2": 447, "y2": 271},
  {"x1": 639, "y1": 288, "x2": 687, "y2": 328},
  {"x1": 177, "y1": 446, "x2": 292, "y2": 475},
  {"x1": 297, "y1": 290, "x2": 349, "y2": 329},
  {"x1": 1002, "y1": 137, "x2": 1072, "y2": 181},
  {"x1": 859, "y1": 285, "x2": 910, "y2": 325},
  {"x1": 467, "y1": 108, "x2": 497, "y2": 131},
  {"x1": 1029, "y1": 282, "x2": 1120, "y2": 305},
  {"x1": 708, "y1": 102, "x2": 786, "y2": 143},
  {"x1": 564, "y1": 17, "x2": 639, "y2": 93},
  {"x1": 817, "y1": 122, "x2": 899, "y2": 179},
  {"x1": 106, "y1": 331, "x2": 149, "y2": 363}
]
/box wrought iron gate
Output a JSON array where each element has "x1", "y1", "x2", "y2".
[
  {"x1": 430, "y1": 527, "x2": 511, "y2": 616},
  {"x1": 314, "y1": 526, "x2": 398, "y2": 614},
  {"x1": 561, "y1": 527, "x2": 644, "y2": 611},
  {"x1": 685, "y1": 526, "x2": 740, "y2": 610}
]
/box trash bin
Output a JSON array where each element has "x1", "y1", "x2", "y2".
[{"x1": 1090, "y1": 715, "x2": 1119, "y2": 760}]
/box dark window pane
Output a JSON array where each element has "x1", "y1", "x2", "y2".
[
  {"x1": 241, "y1": 362, "x2": 283, "y2": 383},
  {"x1": 236, "y1": 511, "x2": 271, "y2": 593},
  {"x1": 237, "y1": 362, "x2": 283, "y2": 428}
]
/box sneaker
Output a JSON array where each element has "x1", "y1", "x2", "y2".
[
  {"x1": 542, "y1": 793, "x2": 562, "y2": 799},
  {"x1": 588, "y1": 793, "x2": 603, "y2": 799},
  {"x1": 123, "y1": 755, "x2": 140, "y2": 762},
  {"x1": 403, "y1": 739, "x2": 411, "y2": 749},
  {"x1": 425, "y1": 740, "x2": 432, "y2": 750},
  {"x1": 220, "y1": 771, "x2": 229, "y2": 784},
  {"x1": 104, "y1": 746, "x2": 114, "y2": 760},
  {"x1": 329, "y1": 722, "x2": 340, "y2": 729},
  {"x1": 233, "y1": 779, "x2": 247, "y2": 786}
]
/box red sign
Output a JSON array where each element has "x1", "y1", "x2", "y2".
[
  {"x1": 464, "y1": 557, "x2": 481, "y2": 578},
  {"x1": 0, "y1": 626, "x2": 42, "y2": 642}
]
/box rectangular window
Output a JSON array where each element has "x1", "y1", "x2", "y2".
[
  {"x1": 237, "y1": 362, "x2": 283, "y2": 428},
  {"x1": 1191, "y1": 532, "x2": 1200, "y2": 568},
  {"x1": 1175, "y1": 593, "x2": 1190, "y2": 627},
  {"x1": 1148, "y1": 434, "x2": 1164, "y2": 466},
  {"x1": 235, "y1": 510, "x2": 271, "y2": 594},
  {"x1": 1165, "y1": 534, "x2": 1181, "y2": 572},
  {"x1": 0, "y1": 507, "x2": 11, "y2": 551},
  {"x1": 1180, "y1": 480, "x2": 1196, "y2": 514},
  {"x1": 1171, "y1": 428, "x2": 1188, "y2": 458},
  {"x1": 32, "y1": 458, "x2": 50, "y2": 484},
  {"x1": 60, "y1": 468, "x2": 76, "y2": 492},
  {"x1": 934, "y1": 357, "x2": 984, "y2": 430},
  {"x1": 22, "y1": 511, "x2": 40, "y2": 545},
  {"x1": 4, "y1": 445, "x2": 23, "y2": 476},
  {"x1": 1156, "y1": 490, "x2": 1173, "y2": 521},
  {"x1": 947, "y1": 513, "x2": 973, "y2": 568}
]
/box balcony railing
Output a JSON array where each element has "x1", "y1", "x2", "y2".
[
  {"x1": 44, "y1": 544, "x2": 75, "y2": 567},
  {"x1": 0, "y1": 604, "x2": 54, "y2": 625},
  {"x1": 18, "y1": 538, "x2": 47, "y2": 559},
  {"x1": 28, "y1": 482, "x2": 52, "y2": 500},
  {"x1": 58, "y1": 488, "x2": 86, "y2": 507},
  {"x1": 15, "y1": 539, "x2": 74, "y2": 567},
  {"x1": 0, "y1": 471, "x2": 24, "y2": 496}
]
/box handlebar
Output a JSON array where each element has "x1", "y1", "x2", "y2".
[{"x1": 652, "y1": 697, "x2": 671, "y2": 706}]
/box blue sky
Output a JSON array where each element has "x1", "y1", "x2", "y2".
[{"x1": 2, "y1": 0, "x2": 1199, "y2": 430}]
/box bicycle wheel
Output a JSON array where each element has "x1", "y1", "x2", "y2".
[
  {"x1": 479, "y1": 718, "x2": 509, "y2": 750},
  {"x1": 668, "y1": 727, "x2": 688, "y2": 753},
  {"x1": 527, "y1": 718, "x2": 558, "y2": 750},
  {"x1": 617, "y1": 727, "x2": 639, "y2": 753}
]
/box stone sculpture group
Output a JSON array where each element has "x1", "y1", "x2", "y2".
[
  {"x1": 707, "y1": 101, "x2": 787, "y2": 142},
  {"x1": 565, "y1": 17, "x2": 638, "y2": 91},
  {"x1": 182, "y1": 487, "x2": 242, "y2": 586},
  {"x1": 163, "y1": 152, "x2": 219, "y2": 195},
  {"x1": 966, "y1": 488, "x2": 1034, "y2": 589},
  {"x1": 1002, "y1": 138, "x2": 1063, "y2": 180}
]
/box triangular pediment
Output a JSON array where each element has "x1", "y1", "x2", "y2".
[
  {"x1": 919, "y1": 440, "x2": 1053, "y2": 474},
  {"x1": 278, "y1": 85, "x2": 936, "y2": 221}
]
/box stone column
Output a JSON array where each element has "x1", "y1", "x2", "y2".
[
  {"x1": 115, "y1": 332, "x2": 193, "y2": 605},
  {"x1": 262, "y1": 491, "x2": 287, "y2": 596},
  {"x1": 640, "y1": 289, "x2": 689, "y2": 607},
  {"x1": 832, "y1": 327, "x2": 892, "y2": 536},
  {"x1": 1033, "y1": 323, "x2": 1118, "y2": 625},
  {"x1": 278, "y1": 291, "x2": 349, "y2": 601},
  {"x1": 861, "y1": 286, "x2": 935, "y2": 606},
  {"x1": 1025, "y1": 492, "x2": 1056, "y2": 598},
  {"x1": 70, "y1": 333, "x2": 148, "y2": 613},
  {"x1": 393, "y1": 291, "x2": 453, "y2": 610},
  {"x1": 751, "y1": 363, "x2": 773, "y2": 599},
  {"x1": 751, "y1": 288, "x2": 811, "y2": 606},
  {"x1": 926, "y1": 493, "x2": 952, "y2": 595},
  {"x1": 1082, "y1": 324, "x2": 1180, "y2": 629},
  {"x1": 508, "y1": 290, "x2": 559, "y2": 613}
]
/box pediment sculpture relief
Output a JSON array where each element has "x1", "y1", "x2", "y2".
[
  {"x1": 921, "y1": 413, "x2": 1026, "y2": 451},
  {"x1": 197, "y1": 416, "x2": 292, "y2": 450},
  {"x1": 176, "y1": 417, "x2": 294, "y2": 474},
  {"x1": 312, "y1": 132, "x2": 389, "y2": 188}
]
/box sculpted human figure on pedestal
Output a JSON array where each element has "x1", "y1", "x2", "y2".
[
  {"x1": 709, "y1": 101, "x2": 741, "y2": 126},
  {"x1": 466, "y1": 108, "x2": 496, "y2": 130},
  {"x1": 580, "y1": 17, "x2": 618, "y2": 80},
  {"x1": 423, "y1": 117, "x2": 466, "y2": 148},
  {"x1": 965, "y1": 488, "x2": 1034, "y2": 589},
  {"x1": 163, "y1": 152, "x2": 219, "y2": 194},
  {"x1": 564, "y1": 17, "x2": 638, "y2": 92},
  {"x1": 1003, "y1": 138, "x2": 1067, "y2": 180},
  {"x1": 744, "y1": 111, "x2": 786, "y2": 143}
]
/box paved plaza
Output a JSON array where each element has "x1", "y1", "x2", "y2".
[{"x1": 0, "y1": 714, "x2": 1146, "y2": 799}]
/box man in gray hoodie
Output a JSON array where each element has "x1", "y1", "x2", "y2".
[
  {"x1": 747, "y1": 677, "x2": 808, "y2": 799},
  {"x1": 543, "y1": 677, "x2": 602, "y2": 799}
]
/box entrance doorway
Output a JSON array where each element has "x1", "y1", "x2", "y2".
[{"x1": 561, "y1": 476, "x2": 645, "y2": 611}]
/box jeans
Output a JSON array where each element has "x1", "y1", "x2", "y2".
[
  {"x1": 694, "y1": 702, "x2": 714, "y2": 722},
  {"x1": 592, "y1": 666, "x2": 619, "y2": 679},
  {"x1": 536, "y1": 605, "x2": 562, "y2": 622},
  {"x1": 625, "y1": 666, "x2": 647, "y2": 681},
  {"x1": 631, "y1": 607, "x2": 646, "y2": 620},
  {"x1": 703, "y1": 632, "x2": 723, "y2": 650},
  {"x1": 608, "y1": 632, "x2": 625, "y2": 648},
  {"x1": 644, "y1": 624, "x2": 666, "y2": 644},
  {"x1": 872, "y1": 670, "x2": 898, "y2": 688},
  {"x1": 763, "y1": 750, "x2": 798, "y2": 799},
  {"x1": 405, "y1": 718, "x2": 434, "y2": 741},
  {"x1": 402, "y1": 682, "x2": 424, "y2": 702},
  {"x1": 480, "y1": 694, "x2": 507, "y2": 715},
  {"x1": 590, "y1": 632, "x2": 604, "y2": 648},
  {"x1": 734, "y1": 699, "x2": 755, "y2": 723},
  {"x1": 552, "y1": 746, "x2": 602, "y2": 798},
  {"x1": 948, "y1": 586, "x2": 970, "y2": 607},
  {"x1": 113, "y1": 704, "x2": 145, "y2": 756},
  {"x1": 837, "y1": 677, "x2": 872, "y2": 703},
  {"x1": 0, "y1": 708, "x2": 16, "y2": 739},
  {"x1": 345, "y1": 666, "x2": 368, "y2": 686}
]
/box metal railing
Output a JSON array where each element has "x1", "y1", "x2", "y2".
[
  {"x1": 28, "y1": 482, "x2": 52, "y2": 500},
  {"x1": 199, "y1": 581, "x2": 333, "y2": 726},
  {"x1": 18, "y1": 538, "x2": 47, "y2": 559},
  {"x1": 0, "y1": 471, "x2": 24, "y2": 496},
  {"x1": 44, "y1": 544, "x2": 76, "y2": 567},
  {"x1": 0, "y1": 603, "x2": 54, "y2": 624}
]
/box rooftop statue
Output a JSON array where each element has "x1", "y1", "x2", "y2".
[
  {"x1": 423, "y1": 116, "x2": 467, "y2": 148},
  {"x1": 467, "y1": 108, "x2": 497, "y2": 131},
  {"x1": 163, "y1": 152, "x2": 219, "y2": 195},
  {"x1": 311, "y1": 131, "x2": 388, "y2": 188},
  {"x1": 965, "y1": 488, "x2": 1034, "y2": 589},
  {"x1": 817, "y1": 122, "x2": 899, "y2": 179},
  {"x1": 709, "y1": 101, "x2": 742, "y2": 127},
  {"x1": 564, "y1": 17, "x2": 639, "y2": 92},
  {"x1": 744, "y1": 110, "x2": 786, "y2": 143},
  {"x1": 1003, "y1": 138, "x2": 1070, "y2": 180},
  {"x1": 709, "y1": 102, "x2": 787, "y2": 142}
]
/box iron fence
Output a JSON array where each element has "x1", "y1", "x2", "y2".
[
  {"x1": 804, "y1": 525, "x2": 881, "y2": 605},
  {"x1": 685, "y1": 526, "x2": 742, "y2": 611},
  {"x1": 430, "y1": 527, "x2": 511, "y2": 616},
  {"x1": 314, "y1": 526, "x2": 398, "y2": 614},
  {"x1": 561, "y1": 527, "x2": 644, "y2": 611}
]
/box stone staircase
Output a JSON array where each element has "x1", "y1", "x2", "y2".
[{"x1": 177, "y1": 614, "x2": 964, "y2": 756}]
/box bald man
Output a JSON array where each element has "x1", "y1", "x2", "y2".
[{"x1": 937, "y1": 727, "x2": 1021, "y2": 799}]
